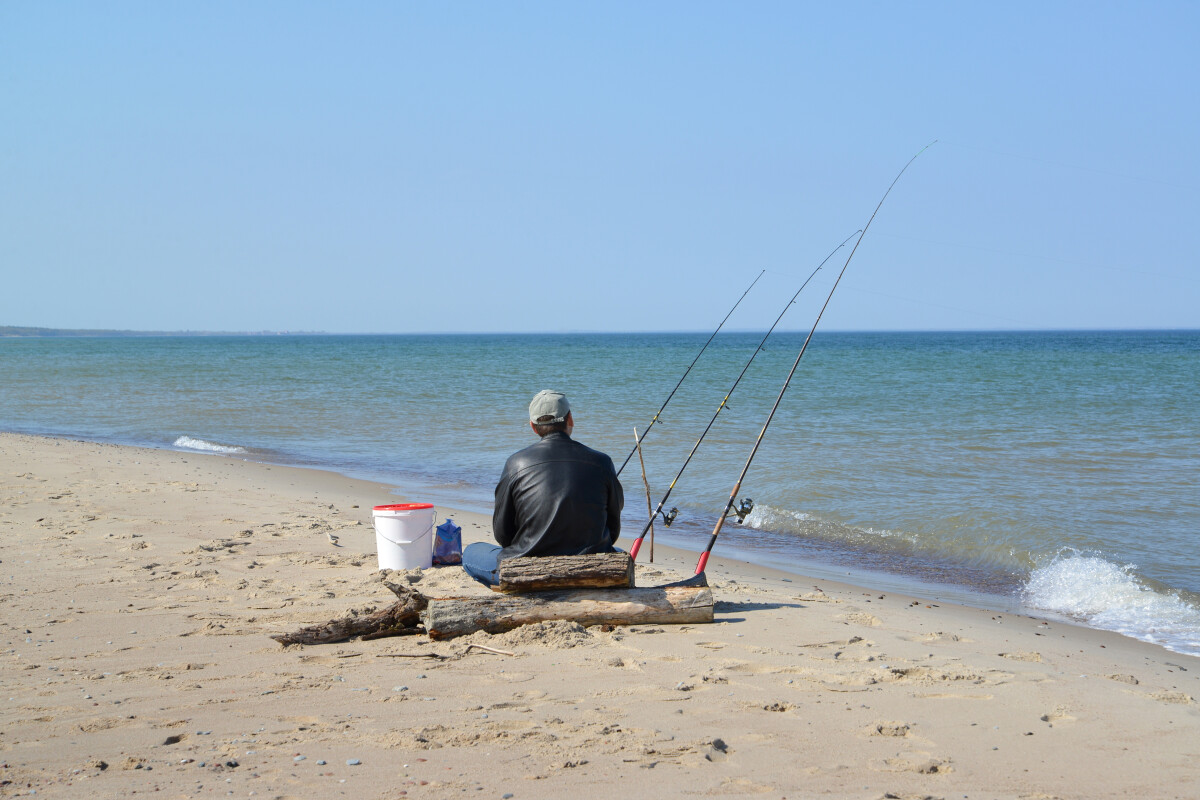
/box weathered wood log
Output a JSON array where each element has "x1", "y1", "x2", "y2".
[
  {"x1": 498, "y1": 552, "x2": 635, "y2": 593},
  {"x1": 423, "y1": 573, "x2": 712, "y2": 640},
  {"x1": 271, "y1": 586, "x2": 428, "y2": 646}
]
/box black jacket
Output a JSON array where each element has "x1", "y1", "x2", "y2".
[{"x1": 493, "y1": 431, "x2": 624, "y2": 561}]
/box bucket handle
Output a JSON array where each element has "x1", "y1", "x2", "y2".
[{"x1": 376, "y1": 519, "x2": 435, "y2": 547}]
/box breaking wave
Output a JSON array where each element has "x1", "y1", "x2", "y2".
[
  {"x1": 1023, "y1": 551, "x2": 1200, "y2": 657},
  {"x1": 173, "y1": 435, "x2": 247, "y2": 454}
]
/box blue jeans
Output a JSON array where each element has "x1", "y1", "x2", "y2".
[{"x1": 462, "y1": 542, "x2": 502, "y2": 586}]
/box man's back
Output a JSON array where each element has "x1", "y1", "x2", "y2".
[{"x1": 493, "y1": 431, "x2": 623, "y2": 560}]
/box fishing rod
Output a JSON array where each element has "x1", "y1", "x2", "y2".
[
  {"x1": 627, "y1": 231, "x2": 861, "y2": 561},
  {"x1": 695, "y1": 141, "x2": 936, "y2": 575},
  {"x1": 615, "y1": 270, "x2": 766, "y2": 478}
]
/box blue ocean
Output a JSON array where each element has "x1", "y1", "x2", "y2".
[{"x1": 2, "y1": 330, "x2": 1198, "y2": 656}]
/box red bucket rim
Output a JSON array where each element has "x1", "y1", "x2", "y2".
[{"x1": 372, "y1": 503, "x2": 434, "y2": 512}]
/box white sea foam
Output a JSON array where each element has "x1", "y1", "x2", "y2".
[
  {"x1": 744, "y1": 503, "x2": 913, "y2": 543},
  {"x1": 173, "y1": 436, "x2": 247, "y2": 454},
  {"x1": 743, "y1": 504, "x2": 812, "y2": 530},
  {"x1": 1023, "y1": 552, "x2": 1200, "y2": 657}
]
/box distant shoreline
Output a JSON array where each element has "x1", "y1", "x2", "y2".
[
  {"x1": 4, "y1": 325, "x2": 1198, "y2": 338},
  {"x1": 0, "y1": 326, "x2": 324, "y2": 338}
]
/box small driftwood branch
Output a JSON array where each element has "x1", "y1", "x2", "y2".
[
  {"x1": 424, "y1": 573, "x2": 712, "y2": 640},
  {"x1": 376, "y1": 652, "x2": 450, "y2": 660},
  {"x1": 464, "y1": 643, "x2": 514, "y2": 657},
  {"x1": 271, "y1": 585, "x2": 428, "y2": 646},
  {"x1": 498, "y1": 552, "x2": 634, "y2": 593}
]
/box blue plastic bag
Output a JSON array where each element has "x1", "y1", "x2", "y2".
[{"x1": 433, "y1": 518, "x2": 462, "y2": 565}]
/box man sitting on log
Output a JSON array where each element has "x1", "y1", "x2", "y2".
[{"x1": 462, "y1": 389, "x2": 624, "y2": 586}]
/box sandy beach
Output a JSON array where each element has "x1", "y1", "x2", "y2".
[{"x1": 1, "y1": 431, "x2": 1197, "y2": 799}]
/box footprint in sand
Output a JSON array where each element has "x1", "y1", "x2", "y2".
[
  {"x1": 1148, "y1": 690, "x2": 1194, "y2": 705},
  {"x1": 797, "y1": 589, "x2": 836, "y2": 604},
  {"x1": 1040, "y1": 706, "x2": 1076, "y2": 725},
  {"x1": 723, "y1": 660, "x2": 807, "y2": 676},
  {"x1": 759, "y1": 701, "x2": 795, "y2": 712},
  {"x1": 78, "y1": 717, "x2": 134, "y2": 733},
  {"x1": 882, "y1": 755, "x2": 951, "y2": 774},
  {"x1": 868, "y1": 721, "x2": 911, "y2": 737},
  {"x1": 1000, "y1": 651, "x2": 1043, "y2": 662},
  {"x1": 839, "y1": 612, "x2": 882, "y2": 627},
  {"x1": 887, "y1": 665, "x2": 996, "y2": 685},
  {"x1": 606, "y1": 657, "x2": 643, "y2": 670},
  {"x1": 916, "y1": 630, "x2": 972, "y2": 644},
  {"x1": 716, "y1": 778, "x2": 776, "y2": 794}
]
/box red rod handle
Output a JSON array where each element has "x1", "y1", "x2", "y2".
[
  {"x1": 695, "y1": 551, "x2": 710, "y2": 574},
  {"x1": 629, "y1": 537, "x2": 644, "y2": 561}
]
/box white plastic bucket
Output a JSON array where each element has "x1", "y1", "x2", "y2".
[{"x1": 372, "y1": 503, "x2": 435, "y2": 571}]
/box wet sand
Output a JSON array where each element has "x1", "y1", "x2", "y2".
[{"x1": 2, "y1": 431, "x2": 1198, "y2": 798}]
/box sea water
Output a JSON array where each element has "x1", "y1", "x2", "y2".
[{"x1": 2, "y1": 330, "x2": 1197, "y2": 656}]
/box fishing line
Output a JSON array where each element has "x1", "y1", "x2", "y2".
[
  {"x1": 695, "y1": 141, "x2": 936, "y2": 575},
  {"x1": 626, "y1": 230, "x2": 861, "y2": 562},
  {"x1": 615, "y1": 270, "x2": 765, "y2": 478}
]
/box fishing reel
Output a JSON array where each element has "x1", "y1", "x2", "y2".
[
  {"x1": 727, "y1": 498, "x2": 754, "y2": 524},
  {"x1": 661, "y1": 507, "x2": 679, "y2": 527}
]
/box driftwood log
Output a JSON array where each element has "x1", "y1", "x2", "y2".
[
  {"x1": 498, "y1": 552, "x2": 634, "y2": 593},
  {"x1": 424, "y1": 573, "x2": 712, "y2": 640},
  {"x1": 270, "y1": 585, "x2": 427, "y2": 645}
]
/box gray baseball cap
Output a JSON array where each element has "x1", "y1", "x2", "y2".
[{"x1": 529, "y1": 390, "x2": 570, "y2": 424}]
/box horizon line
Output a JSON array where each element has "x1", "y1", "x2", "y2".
[{"x1": 4, "y1": 324, "x2": 1200, "y2": 338}]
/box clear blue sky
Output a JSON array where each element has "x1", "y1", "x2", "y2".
[{"x1": 3, "y1": 2, "x2": 1197, "y2": 333}]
